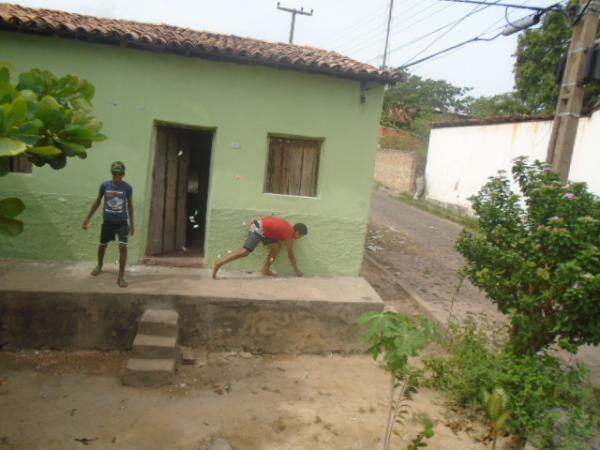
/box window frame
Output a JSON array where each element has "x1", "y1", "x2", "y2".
[{"x1": 263, "y1": 134, "x2": 323, "y2": 198}]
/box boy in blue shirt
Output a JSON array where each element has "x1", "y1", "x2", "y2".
[{"x1": 82, "y1": 161, "x2": 134, "y2": 287}]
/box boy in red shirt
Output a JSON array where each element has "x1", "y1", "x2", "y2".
[{"x1": 212, "y1": 216, "x2": 307, "y2": 279}]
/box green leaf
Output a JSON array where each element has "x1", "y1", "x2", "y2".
[
  {"x1": 71, "y1": 97, "x2": 92, "y2": 112},
  {"x1": 0, "y1": 137, "x2": 27, "y2": 157},
  {"x1": 0, "y1": 216, "x2": 24, "y2": 236},
  {"x1": 91, "y1": 132, "x2": 107, "y2": 142},
  {"x1": 0, "y1": 67, "x2": 9, "y2": 83},
  {"x1": 79, "y1": 80, "x2": 95, "y2": 101},
  {"x1": 35, "y1": 95, "x2": 60, "y2": 124},
  {"x1": 0, "y1": 82, "x2": 19, "y2": 104},
  {"x1": 0, "y1": 61, "x2": 15, "y2": 79},
  {"x1": 2, "y1": 97, "x2": 28, "y2": 133},
  {"x1": 0, "y1": 197, "x2": 25, "y2": 218},
  {"x1": 28, "y1": 145, "x2": 62, "y2": 156},
  {"x1": 56, "y1": 138, "x2": 86, "y2": 156},
  {"x1": 17, "y1": 69, "x2": 54, "y2": 95},
  {"x1": 60, "y1": 124, "x2": 93, "y2": 140},
  {"x1": 11, "y1": 119, "x2": 43, "y2": 145},
  {"x1": 536, "y1": 268, "x2": 550, "y2": 281}
]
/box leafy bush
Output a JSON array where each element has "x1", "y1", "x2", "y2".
[
  {"x1": 425, "y1": 322, "x2": 599, "y2": 448},
  {"x1": 0, "y1": 62, "x2": 106, "y2": 235},
  {"x1": 456, "y1": 158, "x2": 600, "y2": 355},
  {"x1": 0, "y1": 64, "x2": 106, "y2": 167}
]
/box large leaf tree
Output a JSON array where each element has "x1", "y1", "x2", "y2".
[
  {"x1": 514, "y1": 5, "x2": 600, "y2": 113},
  {"x1": 0, "y1": 63, "x2": 106, "y2": 236}
]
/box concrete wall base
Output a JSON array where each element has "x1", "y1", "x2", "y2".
[{"x1": 0, "y1": 262, "x2": 383, "y2": 354}]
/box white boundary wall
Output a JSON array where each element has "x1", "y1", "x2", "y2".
[{"x1": 425, "y1": 109, "x2": 600, "y2": 212}]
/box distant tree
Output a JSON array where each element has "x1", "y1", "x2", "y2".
[
  {"x1": 466, "y1": 93, "x2": 532, "y2": 119},
  {"x1": 514, "y1": 6, "x2": 600, "y2": 112},
  {"x1": 383, "y1": 73, "x2": 472, "y2": 124},
  {"x1": 0, "y1": 62, "x2": 106, "y2": 236}
]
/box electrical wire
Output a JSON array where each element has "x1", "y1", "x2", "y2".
[
  {"x1": 397, "y1": 0, "x2": 561, "y2": 69},
  {"x1": 572, "y1": 0, "x2": 593, "y2": 26},
  {"x1": 379, "y1": 0, "x2": 528, "y2": 60},
  {"x1": 387, "y1": 2, "x2": 456, "y2": 39},
  {"x1": 341, "y1": 1, "x2": 456, "y2": 55},
  {"x1": 401, "y1": 1, "x2": 501, "y2": 66},
  {"x1": 334, "y1": 0, "x2": 439, "y2": 52},
  {"x1": 327, "y1": 5, "x2": 391, "y2": 48}
]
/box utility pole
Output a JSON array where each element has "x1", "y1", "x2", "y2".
[
  {"x1": 546, "y1": 0, "x2": 600, "y2": 179},
  {"x1": 382, "y1": 0, "x2": 394, "y2": 68},
  {"x1": 276, "y1": 2, "x2": 313, "y2": 44}
]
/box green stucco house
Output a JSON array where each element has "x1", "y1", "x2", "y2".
[{"x1": 0, "y1": 4, "x2": 399, "y2": 275}]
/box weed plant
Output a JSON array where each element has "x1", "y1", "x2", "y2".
[{"x1": 425, "y1": 321, "x2": 599, "y2": 449}]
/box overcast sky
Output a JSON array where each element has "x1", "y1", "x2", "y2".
[{"x1": 8, "y1": 0, "x2": 562, "y2": 97}]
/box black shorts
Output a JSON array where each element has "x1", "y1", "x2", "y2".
[
  {"x1": 243, "y1": 231, "x2": 277, "y2": 252},
  {"x1": 100, "y1": 221, "x2": 128, "y2": 246}
]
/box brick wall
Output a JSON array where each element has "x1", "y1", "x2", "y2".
[{"x1": 375, "y1": 149, "x2": 417, "y2": 193}]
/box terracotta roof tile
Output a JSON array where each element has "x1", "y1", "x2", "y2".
[{"x1": 0, "y1": 3, "x2": 401, "y2": 84}]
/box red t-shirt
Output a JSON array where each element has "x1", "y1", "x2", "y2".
[{"x1": 262, "y1": 216, "x2": 295, "y2": 241}]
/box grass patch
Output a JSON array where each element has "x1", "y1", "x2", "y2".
[{"x1": 396, "y1": 193, "x2": 479, "y2": 231}]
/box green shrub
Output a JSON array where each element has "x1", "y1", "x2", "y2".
[
  {"x1": 425, "y1": 322, "x2": 599, "y2": 448},
  {"x1": 360, "y1": 312, "x2": 441, "y2": 450},
  {"x1": 456, "y1": 158, "x2": 600, "y2": 355}
]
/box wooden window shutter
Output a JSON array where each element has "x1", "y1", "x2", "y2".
[
  {"x1": 266, "y1": 137, "x2": 320, "y2": 197},
  {"x1": 9, "y1": 155, "x2": 32, "y2": 174}
]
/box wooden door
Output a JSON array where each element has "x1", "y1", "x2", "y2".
[{"x1": 147, "y1": 127, "x2": 191, "y2": 255}]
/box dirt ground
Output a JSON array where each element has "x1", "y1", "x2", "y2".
[{"x1": 0, "y1": 349, "x2": 516, "y2": 450}]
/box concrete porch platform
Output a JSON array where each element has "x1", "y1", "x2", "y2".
[{"x1": 0, "y1": 261, "x2": 383, "y2": 354}]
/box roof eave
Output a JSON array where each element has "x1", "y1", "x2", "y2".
[{"x1": 0, "y1": 22, "x2": 401, "y2": 85}]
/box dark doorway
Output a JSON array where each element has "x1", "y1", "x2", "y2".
[{"x1": 146, "y1": 125, "x2": 213, "y2": 265}]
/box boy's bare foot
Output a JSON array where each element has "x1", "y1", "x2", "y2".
[
  {"x1": 212, "y1": 261, "x2": 222, "y2": 279},
  {"x1": 91, "y1": 266, "x2": 102, "y2": 276},
  {"x1": 262, "y1": 269, "x2": 277, "y2": 277}
]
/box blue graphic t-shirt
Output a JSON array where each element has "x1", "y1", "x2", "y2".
[{"x1": 99, "y1": 180, "x2": 133, "y2": 223}]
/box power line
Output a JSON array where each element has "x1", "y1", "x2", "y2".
[
  {"x1": 401, "y1": 0, "x2": 504, "y2": 66},
  {"x1": 341, "y1": 1, "x2": 455, "y2": 55},
  {"x1": 327, "y1": 5, "x2": 389, "y2": 47},
  {"x1": 387, "y1": 2, "x2": 456, "y2": 39},
  {"x1": 407, "y1": 9, "x2": 521, "y2": 69},
  {"x1": 572, "y1": 0, "x2": 593, "y2": 26},
  {"x1": 390, "y1": 0, "x2": 541, "y2": 69},
  {"x1": 334, "y1": 0, "x2": 436, "y2": 51},
  {"x1": 395, "y1": 0, "x2": 560, "y2": 69},
  {"x1": 365, "y1": 0, "x2": 535, "y2": 65},
  {"x1": 400, "y1": 32, "x2": 504, "y2": 69},
  {"x1": 440, "y1": 0, "x2": 562, "y2": 12}
]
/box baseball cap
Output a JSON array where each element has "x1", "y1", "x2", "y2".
[{"x1": 110, "y1": 161, "x2": 126, "y2": 174}]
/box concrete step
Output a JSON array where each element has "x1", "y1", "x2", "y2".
[
  {"x1": 132, "y1": 334, "x2": 178, "y2": 359},
  {"x1": 138, "y1": 309, "x2": 179, "y2": 337},
  {"x1": 122, "y1": 358, "x2": 175, "y2": 387}
]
